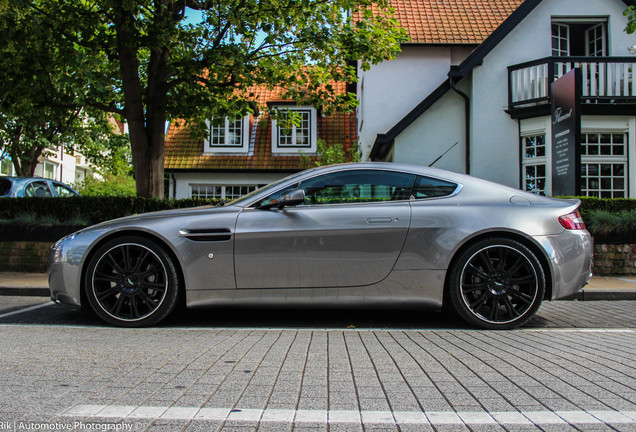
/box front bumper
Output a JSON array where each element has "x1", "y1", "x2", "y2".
[
  {"x1": 49, "y1": 261, "x2": 82, "y2": 307},
  {"x1": 48, "y1": 230, "x2": 96, "y2": 307},
  {"x1": 536, "y1": 229, "x2": 593, "y2": 300}
]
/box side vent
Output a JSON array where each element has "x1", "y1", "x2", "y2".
[{"x1": 178, "y1": 228, "x2": 232, "y2": 242}]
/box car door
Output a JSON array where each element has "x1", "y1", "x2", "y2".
[{"x1": 234, "y1": 169, "x2": 414, "y2": 289}]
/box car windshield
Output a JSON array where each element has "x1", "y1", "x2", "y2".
[
  {"x1": 0, "y1": 178, "x2": 11, "y2": 196},
  {"x1": 228, "y1": 169, "x2": 317, "y2": 207}
]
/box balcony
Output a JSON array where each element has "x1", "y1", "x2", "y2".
[{"x1": 508, "y1": 57, "x2": 636, "y2": 115}]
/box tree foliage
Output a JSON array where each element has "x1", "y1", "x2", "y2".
[
  {"x1": 625, "y1": 6, "x2": 636, "y2": 34},
  {"x1": 0, "y1": 2, "x2": 129, "y2": 177},
  {"x1": 2, "y1": 0, "x2": 406, "y2": 196},
  {"x1": 73, "y1": 173, "x2": 137, "y2": 197},
  {"x1": 300, "y1": 139, "x2": 360, "y2": 168}
]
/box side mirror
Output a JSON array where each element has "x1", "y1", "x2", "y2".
[
  {"x1": 258, "y1": 188, "x2": 305, "y2": 210},
  {"x1": 278, "y1": 189, "x2": 305, "y2": 207}
]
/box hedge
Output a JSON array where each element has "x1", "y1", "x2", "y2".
[
  {"x1": 0, "y1": 196, "x2": 634, "y2": 227},
  {"x1": 563, "y1": 196, "x2": 636, "y2": 219},
  {"x1": 0, "y1": 197, "x2": 223, "y2": 226}
]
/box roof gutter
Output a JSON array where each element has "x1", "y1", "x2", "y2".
[{"x1": 448, "y1": 69, "x2": 470, "y2": 175}]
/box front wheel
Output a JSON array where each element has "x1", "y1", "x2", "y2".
[
  {"x1": 84, "y1": 236, "x2": 180, "y2": 327},
  {"x1": 448, "y1": 238, "x2": 545, "y2": 330}
]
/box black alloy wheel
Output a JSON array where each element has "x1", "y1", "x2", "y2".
[
  {"x1": 448, "y1": 238, "x2": 545, "y2": 330},
  {"x1": 85, "y1": 236, "x2": 180, "y2": 327}
]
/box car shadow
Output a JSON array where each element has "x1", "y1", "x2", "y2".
[
  {"x1": 162, "y1": 305, "x2": 468, "y2": 330},
  {"x1": 0, "y1": 301, "x2": 553, "y2": 330},
  {"x1": 0, "y1": 302, "x2": 474, "y2": 329}
]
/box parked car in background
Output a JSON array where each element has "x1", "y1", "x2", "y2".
[
  {"x1": 49, "y1": 162, "x2": 592, "y2": 329},
  {"x1": 0, "y1": 176, "x2": 79, "y2": 197}
]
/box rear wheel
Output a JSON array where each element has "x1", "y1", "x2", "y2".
[
  {"x1": 84, "y1": 236, "x2": 180, "y2": 327},
  {"x1": 448, "y1": 238, "x2": 545, "y2": 330}
]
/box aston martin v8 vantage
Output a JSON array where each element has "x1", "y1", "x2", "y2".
[{"x1": 49, "y1": 163, "x2": 592, "y2": 329}]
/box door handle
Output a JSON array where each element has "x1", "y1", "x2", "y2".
[{"x1": 367, "y1": 217, "x2": 393, "y2": 224}]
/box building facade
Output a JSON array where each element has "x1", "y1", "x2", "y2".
[
  {"x1": 0, "y1": 147, "x2": 92, "y2": 184},
  {"x1": 164, "y1": 84, "x2": 357, "y2": 199},
  {"x1": 363, "y1": 0, "x2": 636, "y2": 198}
]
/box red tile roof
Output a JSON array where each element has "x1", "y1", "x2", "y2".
[
  {"x1": 165, "y1": 83, "x2": 356, "y2": 171},
  {"x1": 378, "y1": 0, "x2": 524, "y2": 45}
]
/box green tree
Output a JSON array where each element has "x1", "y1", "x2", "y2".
[
  {"x1": 625, "y1": 6, "x2": 636, "y2": 33},
  {"x1": 0, "y1": 3, "x2": 129, "y2": 177},
  {"x1": 3, "y1": 0, "x2": 405, "y2": 197},
  {"x1": 300, "y1": 139, "x2": 360, "y2": 168}
]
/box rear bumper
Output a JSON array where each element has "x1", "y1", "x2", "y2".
[{"x1": 536, "y1": 229, "x2": 593, "y2": 300}]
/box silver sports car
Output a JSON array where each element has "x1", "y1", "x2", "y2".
[{"x1": 49, "y1": 163, "x2": 592, "y2": 329}]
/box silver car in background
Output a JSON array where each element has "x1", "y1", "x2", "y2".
[{"x1": 49, "y1": 163, "x2": 592, "y2": 329}]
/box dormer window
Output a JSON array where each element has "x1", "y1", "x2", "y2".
[
  {"x1": 551, "y1": 19, "x2": 607, "y2": 57},
  {"x1": 205, "y1": 116, "x2": 250, "y2": 154},
  {"x1": 271, "y1": 106, "x2": 318, "y2": 154}
]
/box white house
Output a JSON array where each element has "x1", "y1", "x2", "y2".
[
  {"x1": 0, "y1": 147, "x2": 92, "y2": 184},
  {"x1": 361, "y1": 0, "x2": 636, "y2": 198},
  {"x1": 0, "y1": 117, "x2": 126, "y2": 184},
  {"x1": 164, "y1": 83, "x2": 357, "y2": 199}
]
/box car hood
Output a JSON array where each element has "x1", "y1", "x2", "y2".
[{"x1": 83, "y1": 204, "x2": 242, "y2": 232}]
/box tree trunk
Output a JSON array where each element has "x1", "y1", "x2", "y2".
[
  {"x1": 114, "y1": 0, "x2": 170, "y2": 198},
  {"x1": 8, "y1": 127, "x2": 43, "y2": 177}
]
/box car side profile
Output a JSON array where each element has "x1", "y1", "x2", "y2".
[
  {"x1": 0, "y1": 176, "x2": 79, "y2": 198},
  {"x1": 49, "y1": 163, "x2": 592, "y2": 329}
]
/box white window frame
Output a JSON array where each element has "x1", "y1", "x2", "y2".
[
  {"x1": 271, "y1": 106, "x2": 318, "y2": 154},
  {"x1": 585, "y1": 23, "x2": 606, "y2": 56},
  {"x1": 581, "y1": 132, "x2": 628, "y2": 198},
  {"x1": 551, "y1": 22, "x2": 570, "y2": 56},
  {"x1": 204, "y1": 115, "x2": 250, "y2": 154},
  {"x1": 43, "y1": 161, "x2": 58, "y2": 180},
  {"x1": 0, "y1": 158, "x2": 12, "y2": 176},
  {"x1": 521, "y1": 134, "x2": 548, "y2": 196},
  {"x1": 551, "y1": 18, "x2": 607, "y2": 57},
  {"x1": 190, "y1": 184, "x2": 258, "y2": 200}
]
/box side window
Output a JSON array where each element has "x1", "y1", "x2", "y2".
[
  {"x1": 24, "y1": 181, "x2": 52, "y2": 197},
  {"x1": 53, "y1": 183, "x2": 76, "y2": 197},
  {"x1": 298, "y1": 170, "x2": 416, "y2": 205},
  {"x1": 412, "y1": 176, "x2": 458, "y2": 199}
]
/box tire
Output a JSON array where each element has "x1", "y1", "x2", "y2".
[
  {"x1": 84, "y1": 236, "x2": 180, "y2": 327},
  {"x1": 448, "y1": 238, "x2": 545, "y2": 330}
]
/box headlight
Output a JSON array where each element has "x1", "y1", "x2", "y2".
[{"x1": 51, "y1": 232, "x2": 79, "y2": 263}]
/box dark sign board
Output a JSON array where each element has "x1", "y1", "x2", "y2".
[{"x1": 551, "y1": 68, "x2": 581, "y2": 196}]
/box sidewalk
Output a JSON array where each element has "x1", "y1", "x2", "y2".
[{"x1": 1, "y1": 272, "x2": 635, "y2": 300}]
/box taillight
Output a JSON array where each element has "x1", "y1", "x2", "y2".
[{"x1": 558, "y1": 211, "x2": 586, "y2": 230}]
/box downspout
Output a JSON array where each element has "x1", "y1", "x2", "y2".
[
  {"x1": 449, "y1": 77, "x2": 470, "y2": 175},
  {"x1": 171, "y1": 172, "x2": 176, "y2": 199}
]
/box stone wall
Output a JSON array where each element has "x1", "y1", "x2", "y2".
[
  {"x1": 0, "y1": 241, "x2": 52, "y2": 273},
  {"x1": 593, "y1": 244, "x2": 636, "y2": 276}
]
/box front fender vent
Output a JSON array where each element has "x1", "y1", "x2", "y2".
[{"x1": 178, "y1": 228, "x2": 232, "y2": 242}]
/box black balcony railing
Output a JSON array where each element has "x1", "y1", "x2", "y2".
[{"x1": 508, "y1": 56, "x2": 636, "y2": 109}]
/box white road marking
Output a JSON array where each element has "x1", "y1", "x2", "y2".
[
  {"x1": 1, "y1": 322, "x2": 634, "y2": 334},
  {"x1": 0, "y1": 302, "x2": 53, "y2": 319},
  {"x1": 61, "y1": 405, "x2": 636, "y2": 425}
]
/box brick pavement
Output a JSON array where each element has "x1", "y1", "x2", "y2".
[{"x1": 0, "y1": 300, "x2": 634, "y2": 431}]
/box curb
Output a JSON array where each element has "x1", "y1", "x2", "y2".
[
  {"x1": 0, "y1": 286, "x2": 635, "y2": 301},
  {"x1": 0, "y1": 287, "x2": 50, "y2": 297},
  {"x1": 563, "y1": 290, "x2": 636, "y2": 301}
]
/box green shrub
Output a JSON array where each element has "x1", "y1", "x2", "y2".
[
  {"x1": 585, "y1": 209, "x2": 636, "y2": 236},
  {"x1": 563, "y1": 196, "x2": 636, "y2": 220},
  {"x1": 73, "y1": 173, "x2": 137, "y2": 197},
  {"x1": 558, "y1": 197, "x2": 636, "y2": 237}
]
